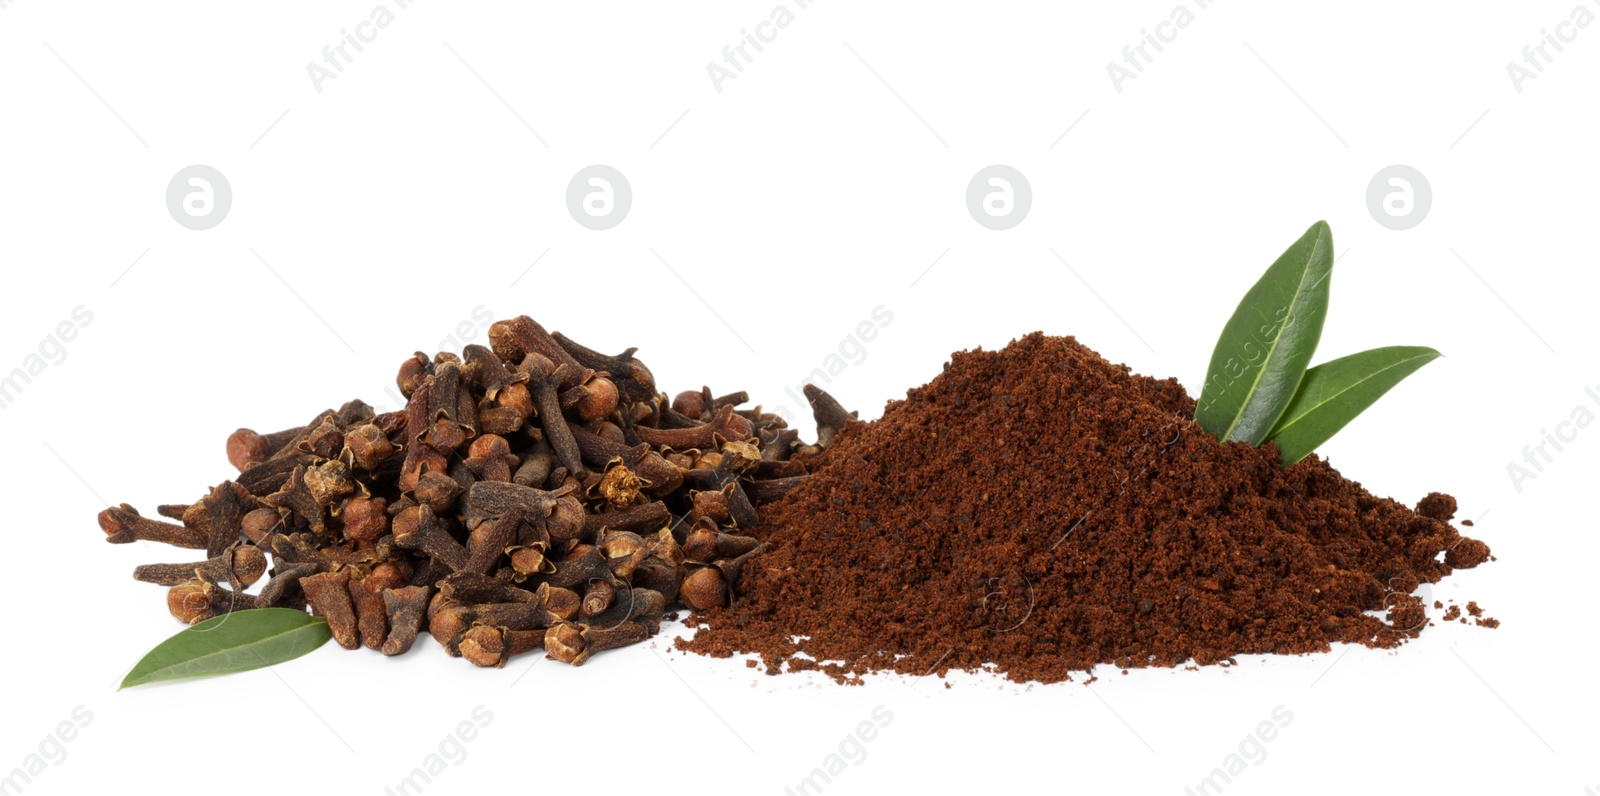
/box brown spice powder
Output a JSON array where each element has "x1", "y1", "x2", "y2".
[{"x1": 679, "y1": 333, "x2": 1492, "y2": 684}]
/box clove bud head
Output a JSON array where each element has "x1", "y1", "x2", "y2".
[
  {"x1": 226, "y1": 429, "x2": 273, "y2": 471},
  {"x1": 575, "y1": 377, "x2": 619, "y2": 423},
  {"x1": 459, "y1": 625, "x2": 510, "y2": 668},
  {"x1": 340, "y1": 497, "x2": 390, "y2": 543},
  {"x1": 679, "y1": 566, "x2": 728, "y2": 610},
  {"x1": 167, "y1": 580, "x2": 218, "y2": 625},
  {"x1": 228, "y1": 545, "x2": 269, "y2": 587},
  {"x1": 597, "y1": 465, "x2": 643, "y2": 509},
  {"x1": 600, "y1": 531, "x2": 649, "y2": 579},
  {"x1": 538, "y1": 583, "x2": 583, "y2": 623},
  {"x1": 671, "y1": 389, "x2": 708, "y2": 420},
  {"x1": 544, "y1": 623, "x2": 587, "y2": 665},
  {"x1": 346, "y1": 423, "x2": 399, "y2": 471}
]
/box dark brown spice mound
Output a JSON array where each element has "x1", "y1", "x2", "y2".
[{"x1": 679, "y1": 333, "x2": 1492, "y2": 683}]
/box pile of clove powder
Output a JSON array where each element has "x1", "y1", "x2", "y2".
[{"x1": 97, "y1": 315, "x2": 851, "y2": 668}]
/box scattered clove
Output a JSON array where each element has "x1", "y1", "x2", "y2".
[{"x1": 301, "y1": 570, "x2": 360, "y2": 650}]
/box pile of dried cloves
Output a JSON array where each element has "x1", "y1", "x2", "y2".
[{"x1": 97, "y1": 315, "x2": 854, "y2": 668}]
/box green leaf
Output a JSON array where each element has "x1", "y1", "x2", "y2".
[
  {"x1": 121, "y1": 608, "x2": 330, "y2": 689},
  {"x1": 1194, "y1": 221, "x2": 1335, "y2": 444},
  {"x1": 1267, "y1": 346, "x2": 1441, "y2": 465}
]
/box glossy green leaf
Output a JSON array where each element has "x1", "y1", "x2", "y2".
[
  {"x1": 121, "y1": 608, "x2": 330, "y2": 689},
  {"x1": 1267, "y1": 346, "x2": 1441, "y2": 465},
  {"x1": 1194, "y1": 221, "x2": 1334, "y2": 444}
]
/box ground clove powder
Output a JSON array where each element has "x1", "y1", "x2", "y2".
[{"x1": 680, "y1": 333, "x2": 1492, "y2": 684}]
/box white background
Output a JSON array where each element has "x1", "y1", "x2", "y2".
[{"x1": 1, "y1": 1, "x2": 1595, "y2": 794}]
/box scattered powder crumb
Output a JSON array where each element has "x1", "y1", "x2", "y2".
[
  {"x1": 1386, "y1": 594, "x2": 1428, "y2": 634},
  {"x1": 1447, "y1": 538, "x2": 1492, "y2": 568},
  {"x1": 1442, "y1": 605, "x2": 1462, "y2": 622},
  {"x1": 1416, "y1": 492, "x2": 1458, "y2": 521}
]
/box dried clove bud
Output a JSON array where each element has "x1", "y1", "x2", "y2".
[
  {"x1": 302, "y1": 570, "x2": 360, "y2": 650},
  {"x1": 681, "y1": 544, "x2": 771, "y2": 610},
  {"x1": 683, "y1": 521, "x2": 762, "y2": 563},
  {"x1": 546, "y1": 547, "x2": 616, "y2": 591},
  {"x1": 257, "y1": 562, "x2": 321, "y2": 611},
  {"x1": 690, "y1": 487, "x2": 732, "y2": 525},
  {"x1": 437, "y1": 571, "x2": 538, "y2": 605},
  {"x1": 489, "y1": 316, "x2": 583, "y2": 379},
  {"x1": 579, "y1": 587, "x2": 666, "y2": 628},
  {"x1": 393, "y1": 505, "x2": 469, "y2": 572},
  {"x1": 743, "y1": 475, "x2": 808, "y2": 504},
  {"x1": 182, "y1": 481, "x2": 253, "y2": 557},
  {"x1": 491, "y1": 381, "x2": 535, "y2": 426},
  {"x1": 507, "y1": 543, "x2": 556, "y2": 580},
  {"x1": 345, "y1": 423, "x2": 399, "y2": 471},
  {"x1": 414, "y1": 470, "x2": 464, "y2": 515},
  {"x1": 167, "y1": 579, "x2": 220, "y2": 624},
  {"x1": 630, "y1": 556, "x2": 683, "y2": 604},
  {"x1": 525, "y1": 361, "x2": 587, "y2": 480},
  {"x1": 461, "y1": 344, "x2": 522, "y2": 400},
  {"x1": 540, "y1": 582, "x2": 583, "y2": 621},
  {"x1": 543, "y1": 620, "x2": 653, "y2": 666},
  {"x1": 348, "y1": 575, "x2": 387, "y2": 651},
  {"x1": 581, "y1": 580, "x2": 616, "y2": 619},
  {"x1": 423, "y1": 362, "x2": 474, "y2": 451},
  {"x1": 263, "y1": 465, "x2": 329, "y2": 532},
  {"x1": 581, "y1": 500, "x2": 670, "y2": 537},
  {"x1": 134, "y1": 544, "x2": 268, "y2": 588},
  {"x1": 465, "y1": 434, "x2": 518, "y2": 483},
  {"x1": 459, "y1": 625, "x2": 545, "y2": 668},
  {"x1": 599, "y1": 530, "x2": 650, "y2": 579},
  {"x1": 550, "y1": 331, "x2": 657, "y2": 405},
  {"x1": 380, "y1": 585, "x2": 431, "y2": 656},
  {"x1": 299, "y1": 416, "x2": 345, "y2": 459},
  {"x1": 236, "y1": 454, "x2": 315, "y2": 498},
  {"x1": 804, "y1": 383, "x2": 857, "y2": 449},
  {"x1": 399, "y1": 380, "x2": 450, "y2": 492},
  {"x1": 100, "y1": 505, "x2": 208, "y2": 549},
  {"x1": 463, "y1": 481, "x2": 583, "y2": 543},
  {"x1": 634, "y1": 405, "x2": 753, "y2": 449},
  {"x1": 431, "y1": 584, "x2": 579, "y2": 654},
  {"x1": 685, "y1": 458, "x2": 761, "y2": 529},
  {"x1": 227, "y1": 425, "x2": 304, "y2": 471},
  {"x1": 463, "y1": 506, "x2": 521, "y2": 575}
]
